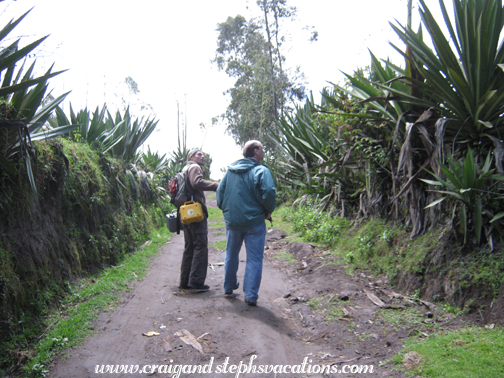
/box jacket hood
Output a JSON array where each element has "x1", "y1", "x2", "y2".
[{"x1": 227, "y1": 158, "x2": 260, "y2": 174}]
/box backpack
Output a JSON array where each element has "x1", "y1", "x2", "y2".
[{"x1": 169, "y1": 165, "x2": 192, "y2": 208}]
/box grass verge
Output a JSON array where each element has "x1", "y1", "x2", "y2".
[
  {"x1": 21, "y1": 226, "x2": 172, "y2": 378},
  {"x1": 392, "y1": 326, "x2": 504, "y2": 377}
]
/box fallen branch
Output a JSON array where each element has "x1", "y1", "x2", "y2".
[
  {"x1": 381, "y1": 289, "x2": 436, "y2": 310},
  {"x1": 363, "y1": 288, "x2": 387, "y2": 308},
  {"x1": 36, "y1": 316, "x2": 63, "y2": 342}
]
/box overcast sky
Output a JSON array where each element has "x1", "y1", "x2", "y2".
[{"x1": 1, "y1": 0, "x2": 445, "y2": 179}]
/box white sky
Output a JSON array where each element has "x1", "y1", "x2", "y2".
[{"x1": 0, "y1": 0, "x2": 445, "y2": 179}]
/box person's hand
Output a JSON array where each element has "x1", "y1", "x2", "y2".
[{"x1": 265, "y1": 213, "x2": 271, "y2": 220}]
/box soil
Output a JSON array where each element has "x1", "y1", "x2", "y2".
[{"x1": 49, "y1": 197, "x2": 482, "y2": 378}]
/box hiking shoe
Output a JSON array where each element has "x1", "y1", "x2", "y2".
[
  {"x1": 187, "y1": 284, "x2": 210, "y2": 291},
  {"x1": 178, "y1": 285, "x2": 189, "y2": 289},
  {"x1": 245, "y1": 298, "x2": 257, "y2": 307},
  {"x1": 224, "y1": 282, "x2": 240, "y2": 295}
]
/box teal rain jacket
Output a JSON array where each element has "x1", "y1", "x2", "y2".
[{"x1": 217, "y1": 158, "x2": 276, "y2": 230}]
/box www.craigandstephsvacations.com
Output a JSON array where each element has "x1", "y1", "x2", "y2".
[{"x1": 94, "y1": 355, "x2": 375, "y2": 376}]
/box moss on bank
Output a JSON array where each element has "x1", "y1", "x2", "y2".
[{"x1": 0, "y1": 138, "x2": 172, "y2": 375}]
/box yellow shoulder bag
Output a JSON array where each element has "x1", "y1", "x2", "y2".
[{"x1": 179, "y1": 201, "x2": 204, "y2": 225}]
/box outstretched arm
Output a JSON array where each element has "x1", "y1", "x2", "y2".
[{"x1": 187, "y1": 164, "x2": 218, "y2": 192}]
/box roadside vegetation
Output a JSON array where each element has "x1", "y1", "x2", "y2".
[
  {"x1": 394, "y1": 326, "x2": 504, "y2": 377},
  {"x1": 2, "y1": 0, "x2": 504, "y2": 377},
  {"x1": 275, "y1": 203, "x2": 504, "y2": 376},
  {"x1": 276, "y1": 202, "x2": 504, "y2": 310},
  {"x1": 16, "y1": 228, "x2": 171, "y2": 377}
]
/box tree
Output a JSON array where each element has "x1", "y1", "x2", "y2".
[
  {"x1": 214, "y1": 6, "x2": 305, "y2": 151},
  {"x1": 201, "y1": 152, "x2": 213, "y2": 180},
  {"x1": 115, "y1": 76, "x2": 155, "y2": 119},
  {"x1": 256, "y1": 0, "x2": 305, "y2": 117}
]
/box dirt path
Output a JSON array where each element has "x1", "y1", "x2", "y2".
[{"x1": 49, "y1": 198, "x2": 462, "y2": 378}]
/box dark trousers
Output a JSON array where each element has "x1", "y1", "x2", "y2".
[{"x1": 180, "y1": 219, "x2": 208, "y2": 287}]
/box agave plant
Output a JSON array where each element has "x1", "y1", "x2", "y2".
[
  {"x1": 49, "y1": 103, "x2": 124, "y2": 153},
  {"x1": 269, "y1": 91, "x2": 380, "y2": 215},
  {"x1": 312, "y1": 0, "x2": 504, "y2": 238},
  {"x1": 388, "y1": 0, "x2": 504, "y2": 237},
  {"x1": 421, "y1": 149, "x2": 504, "y2": 246},
  {"x1": 389, "y1": 0, "x2": 504, "y2": 149},
  {"x1": 136, "y1": 146, "x2": 168, "y2": 174},
  {"x1": 0, "y1": 9, "x2": 76, "y2": 205},
  {"x1": 106, "y1": 107, "x2": 158, "y2": 163},
  {"x1": 269, "y1": 96, "x2": 328, "y2": 199},
  {"x1": 336, "y1": 0, "x2": 504, "y2": 153},
  {"x1": 50, "y1": 104, "x2": 158, "y2": 164},
  {"x1": 50, "y1": 103, "x2": 107, "y2": 144},
  {"x1": 166, "y1": 145, "x2": 190, "y2": 177}
]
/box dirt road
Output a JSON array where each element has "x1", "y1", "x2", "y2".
[{"x1": 49, "y1": 199, "x2": 444, "y2": 378}]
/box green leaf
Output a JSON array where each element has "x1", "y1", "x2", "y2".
[
  {"x1": 420, "y1": 178, "x2": 443, "y2": 186},
  {"x1": 478, "y1": 120, "x2": 494, "y2": 129},
  {"x1": 0, "y1": 36, "x2": 48, "y2": 72},
  {"x1": 475, "y1": 90, "x2": 497, "y2": 121},
  {"x1": 28, "y1": 91, "x2": 71, "y2": 133},
  {"x1": 29, "y1": 124, "x2": 79, "y2": 141},
  {"x1": 490, "y1": 212, "x2": 504, "y2": 223},
  {"x1": 0, "y1": 9, "x2": 32, "y2": 42},
  {"x1": 424, "y1": 197, "x2": 445, "y2": 208},
  {"x1": 474, "y1": 196, "x2": 482, "y2": 245},
  {"x1": 0, "y1": 70, "x2": 65, "y2": 98},
  {"x1": 24, "y1": 153, "x2": 39, "y2": 208},
  {"x1": 438, "y1": 164, "x2": 462, "y2": 190},
  {"x1": 460, "y1": 204, "x2": 467, "y2": 244},
  {"x1": 462, "y1": 148, "x2": 476, "y2": 188}
]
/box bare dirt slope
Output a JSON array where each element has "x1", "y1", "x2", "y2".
[{"x1": 49, "y1": 198, "x2": 469, "y2": 378}]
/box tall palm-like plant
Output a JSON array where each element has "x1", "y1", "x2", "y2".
[
  {"x1": 0, "y1": 9, "x2": 75, "y2": 206},
  {"x1": 386, "y1": 0, "x2": 504, "y2": 241},
  {"x1": 422, "y1": 149, "x2": 504, "y2": 246},
  {"x1": 270, "y1": 95, "x2": 328, "y2": 190},
  {"x1": 389, "y1": 0, "x2": 504, "y2": 154},
  {"x1": 317, "y1": 0, "x2": 504, "y2": 241},
  {"x1": 50, "y1": 104, "x2": 123, "y2": 153},
  {"x1": 50, "y1": 104, "x2": 158, "y2": 164},
  {"x1": 106, "y1": 107, "x2": 158, "y2": 163},
  {"x1": 270, "y1": 91, "x2": 380, "y2": 215},
  {"x1": 136, "y1": 146, "x2": 168, "y2": 174},
  {"x1": 321, "y1": 53, "x2": 444, "y2": 235}
]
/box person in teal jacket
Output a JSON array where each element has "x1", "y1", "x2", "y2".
[{"x1": 217, "y1": 140, "x2": 276, "y2": 306}]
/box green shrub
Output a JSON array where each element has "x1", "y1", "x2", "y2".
[{"x1": 279, "y1": 203, "x2": 349, "y2": 247}]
